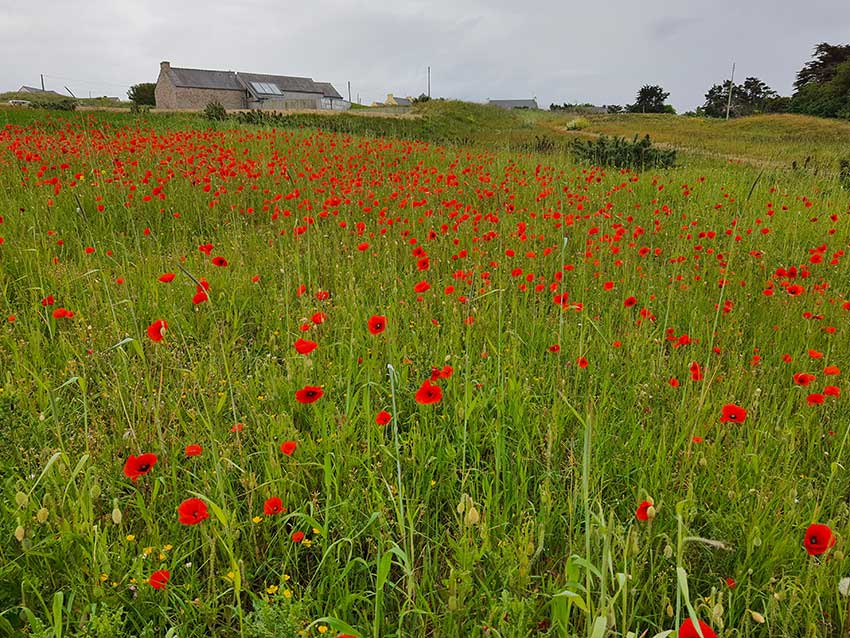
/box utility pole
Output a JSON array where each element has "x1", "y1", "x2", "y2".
[
  {"x1": 40, "y1": 74, "x2": 45, "y2": 91},
  {"x1": 725, "y1": 62, "x2": 735, "y2": 121},
  {"x1": 347, "y1": 81, "x2": 351, "y2": 102},
  {"x1": 427, "y1": 66, "x2": 431, "y2": 98}
]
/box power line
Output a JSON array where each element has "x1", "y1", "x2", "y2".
[{"x1": 42, "y1": 74, "x2": 130, "y2": 89}]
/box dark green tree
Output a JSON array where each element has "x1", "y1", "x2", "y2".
[
  {"x1": 792, "y1": 58, "x2": 850, "y2": 119},
  {"x1": 127, "y1": 83, "x2": 156, "y2": 106},
  {"x1": 794, "y1": 43, "x2": 850, "y2": 90},
  {"x1": 702, "y1": 77, "x2": 778, "y2": 118},
  {"x1": 627, "y1": 85, "x2": 670, "y2": 113}
]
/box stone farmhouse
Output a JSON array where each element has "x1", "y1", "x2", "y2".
[{"x1": 154, "y1": 62, "x2": 348, "y2": 111}]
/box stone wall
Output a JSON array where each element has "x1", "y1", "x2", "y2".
[
  {"x1": 154, "y1": 67, "x2": 247, "y2": 110},
  {"x1": 173, "y1": 87, "x2": 246, "y2": 110},
  {"x1": 154, "y1": 70, "x2": 177, "y2": 109}
]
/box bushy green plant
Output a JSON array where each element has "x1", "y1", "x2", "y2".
[
  {"x1": 244, "y1": 598, "x2": 306, "y2": 638},
  {"x1": 29, "y1": 99, "x2": 77, "y2": 111},
  {"x1": 563, "y1": 117, "x2": 590, "y2": 131},
  {"x1": 203, "y1": 101, "x2": 227, "y2": 121},
  {"x1": 569, "y1": 133, "x2": 676, "y2": 169}
]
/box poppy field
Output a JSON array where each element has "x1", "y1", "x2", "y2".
[{"x1": 0, "y1": 109, "x2": 849, "y2": 638}]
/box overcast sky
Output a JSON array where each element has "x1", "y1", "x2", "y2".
[{"x1": 2, "y1": 0, "x2": 849, "y2": 111}]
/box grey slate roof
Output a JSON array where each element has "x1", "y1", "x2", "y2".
[
  {"x1": 162, "y1": 64, "x2": 342, "y2": 101},
  {"x1": 315, "y1": 82, "x2": 343, "y2": 100},
  {"x1": 167, "y1": 67, "x2": 244, "y2": 91},
  {"x1": 393, "y1": 96, "x2": 411, "y2": 106},
  {"x1": 488, "y1": 99, "x2": 539, "y2": 110},
  {"x1": 238, "y1": 72, "x2": 322, "y2": 95},
  {"x1": 19, "y1": 86, "x2": 64, "y2": 96}
]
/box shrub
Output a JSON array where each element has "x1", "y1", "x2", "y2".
[
  {"x1": 569, "y1": 134, "x2": 676, "y2": 170},
  {"x1": 29, "y1": 100, "x2": 77, "y2": 111},
  {"x1": 130, "y1": 102, "x2": 151, "y2": 115},
  {"x1": 203, "y1": 101, "x2": 227, "y2": 121},
  {"x1": 127, "y1": 83, "x2": 156, "y2": 106},
  {"x1": 563, "y1": 117, "x2": 590, "y2": 131}
]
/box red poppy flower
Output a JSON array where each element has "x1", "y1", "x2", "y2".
[
  {"x1": 413, "y1": 280, "x2": 431, "y2": 293},
  {"x1": 185, "y1": 444, "x2": 203, "y2": 457},
  {"x1": 808, "y1": 349, "x2": 823, "y2": 359},
  {"x1": 548, "y1": 344, "x2": 560, "y2": 353},
  {"x1": 123, "y1": 453, "x2": 158, "y2": 482},
  {"x1": 624, "y1": 296, "x2": 637, "y2": 308},
  {"x1": 52, "y1": 307, "x2": 74, "y2": 319},
  {"x1": 211, "y1": 256, "x2": 228, "y2": 267},
  {"x1": 824, "y1": 385, "x2": 840, "y2": 397},
  {"x1": 295, "y1": 386, "x2": 323, "y2": 403},
  {"x1": 198, "y1": 243, "x2": 213, "y2": 255},
  {"x1": 577, "y1": 356, "x2": 589, "y2": 369},
  {"x1": 415, "y1": 379, "x2": 442, "y2": 405},
  {"x1": 147, "y1": 319, "x2": 167, "y2": 342},
  {"x1": 291, "y1": 531, "x2": 305, "y2": 543},
  {"x1": 311, "y1": 311, "x2": 327, "y2": 325},
  {"x1": 178, "y1": 497, "x2": 209, "y2": 525},
  {"x1": 719, "y1": 403, "x2": 747, "y2": 423},
  {"x1": 375, "y1": 410, "x2": 392, "y2": 425},
  {"x1": 192, "y1": 290, "x2": 209, "y2": 305},
  {"x1": 368, "y1": 315, "x2": 387, "y2": 334},
  {"x1": 678, "y1": 618, "x2": 716, "y2": 638},
  {"x1": 725, "y1": 577, "x2": 736, "y2": 589},
  {"x1": 689, "y1": 362, "x2": 703, "y2": 381},
  {"x1": 824, "y1": 365, "x2": 840, "y2": 376},
  {"x1": 293, "y1": 338, "x2": 318, "y2": 355},
  {"x1": 807, "y1": 393, "x2": 825, "y2": 406},
  {"x1": 357, "y1": 242, "x2": 369, "y2": 251},
  {"x1": 263, "y1": 496, "x2": 285, "y2": 515},
  {"x1": 41, "y1": 295, "x2": 55, "y2": 306},
  {"x1": 635, "y1": 499, "x2": 654, "y2": 521},
  {"x1": 794, "y1": 373, "x2": 816, "y2": 386},
  {"x1": 148, "y1": 569, "x2": 170, "y2": 591},
  {"x1": 158, "y1": 273, "x2": 176, "y2": 283},
  {"x1": 803, "y1": 523, "x2": 835, "y2": 556},
  {"x1": 280, "y1": 440, "x2": 297, "y2": 456},
  {"x1": 231, "y1": 422, "x2": 244, "y2": 432}
]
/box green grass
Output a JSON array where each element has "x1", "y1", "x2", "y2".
[
  {"x1": 546, "y1": 112, "x2": 850, "y2": 171},
  {"x1": 0, "y1": 108, "x2": 848, "y2": 638}
]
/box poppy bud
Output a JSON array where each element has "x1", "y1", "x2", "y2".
[
  {"x1": 14, "y1": 526, "x2": 25, "y2": 542},
  {"x1": 15, "y1": 492, "x2": 28, "y2": 507},
  {"x1": 112, "y1": 507, "x2": 123, "y2": 525},
  {"x1": 465, "y1": 506, "x2": 480, "y2": 526},
  {"x1": 36, "y1": 508, "x2": 49, "y2": 523},
  {"x1": 645, "y1": 505, "x2": 657, "y2": 520},
  {"x1": 749, "y1": 610, "x2": 765, "y2": 624}
]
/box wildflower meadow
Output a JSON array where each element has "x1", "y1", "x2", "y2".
[{"x1": 0, "y1": 108, "x2": 848, "y2": 637}]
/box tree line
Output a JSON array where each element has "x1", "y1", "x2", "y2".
[{"x1": 554, "y1": 42, "x2": 850, "y2": 120}]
